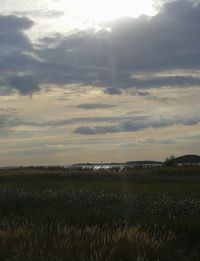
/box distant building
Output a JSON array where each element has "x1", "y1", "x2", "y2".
[{"x1": 174, "y1": 155, "x2": 200, "y2": 165}]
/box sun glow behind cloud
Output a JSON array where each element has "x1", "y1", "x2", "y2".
[
  {"x1": 12, "y1": 0, "x2": 158, "y2": 41},
  {"x1": 57, "y1": 0, "x2": 156, "y2": 27}
]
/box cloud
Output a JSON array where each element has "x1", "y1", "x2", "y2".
[
  {"x1": 0, "y1": 114, "x2": 148, "y2": 132},
  {"x1": 132, "y1": 75, "x2": 200, "y2": 88},
  {"x1": 13, "y1": 10, "x2": 64, "y2": 18},
  {"x1": 76, "y1": 103, "x2": 117, "y2": 109},
  {"x1": 31, "y1": 0, "x2": 200, "y2": 93},
  {"x1": 0, "y1": 32, "x2": 31, "y2": 50},
  {"x1": 104, "y1": 88, "x2": 123, "y2": 95},
  {"x1": 0, "y1": 114, "x2": 25, "y2": 131},
  {"x1": 135, "y1": 90, "x2": 176, "y2": 103},
  {"x1": 101, "y1": 75, "x2": 200, "y2": 94},
  {"x1": 74, "y1": 116, "x2": 200, "y2": 135},
  {"x1": 1, "y1": 111, "x2": 198, "y2": 133},
  {"x1": 9, "y1": 75, "x2": 40, "y2": 95},
  {"x1": 46, "y1": 115, "x2": 148, "y2": 126},
  {"x1": 138, "y1": 138, "x2": 176, "y2": 145},
  {"x1": 0, "y1": 15, "x2": 33, "y2": 32},
  {"x1": 1, "y1": 1, "x2": 200, "y2": 95},
  {"x1": 0, "y1": 15, "x2": 37, "y2": 94},
  {"x1": 0, "y1": 15, "x2": 33, "y2": 51},
  {"x1": 0, "y1": 52, "x2": 41, "y2": 95},
  {"x1": 83, "y1": 120, "x2": 174, "y2": 136}
]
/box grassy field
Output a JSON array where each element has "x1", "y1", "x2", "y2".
[{"x1": 0, "y1": 166, "x2": 200, "y2": 260}]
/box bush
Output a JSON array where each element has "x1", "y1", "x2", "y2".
[{"x1": 164, "y1": 155, "x2": 177, "y2": 167}]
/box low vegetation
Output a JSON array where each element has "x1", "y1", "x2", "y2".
[{"x1": 0, "y1": 166, "x2": 200, "y2": 260}]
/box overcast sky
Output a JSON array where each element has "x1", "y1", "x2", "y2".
[{"x1": 0, "y1": 0, "x2": 200, "y2": 166}]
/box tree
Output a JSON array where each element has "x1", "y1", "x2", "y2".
[{"x1": 164, "y1": 155, "x2": 177, "y2": 167}]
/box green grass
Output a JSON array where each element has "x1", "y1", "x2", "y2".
[{"x1": 0, "y1": 166, "x2": 200, "y2": 260}]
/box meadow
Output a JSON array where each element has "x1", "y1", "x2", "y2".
[{"x1": 0, "y1": 166, "x2": 200, "y2": 260}]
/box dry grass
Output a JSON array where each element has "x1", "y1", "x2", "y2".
[
  {"x1": 0, "y1": 167, "x2": 200, "y2": 260},
  {"x1": 0, "y1": 220, "x2": 177, "y2": 260}
]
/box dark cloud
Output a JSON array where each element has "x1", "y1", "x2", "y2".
[
  {"x1": 1, "y1": 1, "x2": 200, "y2": 95},
  {"x1": 74, "y1": 116, "x2": 200, "y2": 135},
  {"x1": 104, "y1": 75, "x2": 200, "y2": 94},
  {"x1": 77, "y1": 103, "x2": 117, "y2": 109},
  {"x1": 1, "y1": 110, "x2": 200, "y2": 137},
  {"x1": 32, "y1": 0, "x2": 200, "y2": 93},
  {"x1": 0, "y1": 15, "x2": 33, "y2": 32},
  {"x1": 0, "y1": 32, "x2": 32, "y2": 50},
  {"x1": 136, "y1": 91, "x2": 151, "y2": 97},
  {"x1": 74, "y1": 125, "x2": 120, "y2": 135},
  {"x1": 0, "y1": 15, "x2": 36, "y2": 94},
  {"x1": 0, "y1": 53, "x2": 41, "y2": 95},
  {"x1": 1, "y1": 53, "x2": 40, "y2": 72},
  {"x1": 0, "y1": 15, "x2": 33, "y2": 52},
  {"x1": 132, "y1": 76, "x2": 200, "y2": 88},
  {"x1": 9, "y1": 75, "x2": 40, "y2": 95},
  {"x1": 104, "y1": 88, "x2": 123, "y2": 95}
]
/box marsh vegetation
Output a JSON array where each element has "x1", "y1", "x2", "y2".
[{"x1": 0, "y1": 166, "x2": 200, "y2": 260}]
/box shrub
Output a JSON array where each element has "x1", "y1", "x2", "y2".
[{"x1": 164, "y1": 155, "x2": 177, "y2": 167}]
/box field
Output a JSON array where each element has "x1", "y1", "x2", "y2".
[{"x1": 0, "y1": 166, "x2": 200, "y2": 260}]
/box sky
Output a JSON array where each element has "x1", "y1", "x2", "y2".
[{"x1": 0, "y1": 0, "x2": 200, "y2": 166}]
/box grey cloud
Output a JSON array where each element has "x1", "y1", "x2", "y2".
[
  {"x1": 0, "y1": 113, "x2": 149, "y2": 139},
  {"x1": 136, "y1": 91, "x2": 150, "y2": 97},
  {"x1": 74, "y1": 116, "x2": 200, "y2": 135},
  {"x1": 0, "y1": 53, "x2": 41, "y2": 95},
  {"x1": 135, "y1": 91, "x2": 176, "y2": 103},
  {"x1": 138, "y1": 138, "x2": 176, "y2": 145},
  {"x1": 0, "y1": 114, "x2": 149, "y2": 131},
  {"x1": 104, "y1": 88, "x2": 123, "y2": 95},
  {"x1": 0, "y1": 15, "x2": 33, "y2": 52},
  {"x1": 46, "y1": 115, "x2": 148, "y2": 126},
  {"x1": 0, "y1": 32, "x2": 32, "y2": 50},
  {"x1": 0, "y1": 15, "x2": 35, "y2": 94},
  {"x1": 77, "y1": 103, "x2": 117, "y2": 109},
  {"x1": 73, "y1": 122, "x2": 152, "y2": 135},
  {"x1": 1, "y1": 1, "x2": 200, "y2": 95},
  {"x1": 0, "y1": 15, "x2": 33, "y2": 32},
  {"x1": 3, "y1": 56, "x2": 200, "y2": 96},
  {"x1": 1, "y1": 111, "x2": 200, "y2": 137},
  {"x1": 13, "y1": 10, "x2": 64, "y2": 18},
  {"x1": 0, "y1": 114, "x2": 24, "y2": 130},
  {"x1": 1, "y1": 53, "x2": 40, "y2": 71},
  {"x1": 132, "y1": 76, "x2": 200, "y2": 88},
  {"x1": 35, "y1": 0, "x2": 200, "y2": 93},
  {"x1": 9, "y1": 75, "x2": 40, "y2": 95},
  {"x1": 0, "y1": 15, "x2": 41, "y2": 95},
  {"x1": 38, "y1": 33, "x2": 63, "y2": 46},
  {"x1": 74, "y1": 125, "x2": 121, "y2": 135},
  {"x1": 102, "y1": 74, "x2": 200, "y2": 95}
]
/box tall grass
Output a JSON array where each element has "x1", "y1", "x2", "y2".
[
  {"x1": 0, "y1": 167, "x2": 200, "y2": 260},
  {"x1": 0, "y1": 220, "x2": 177, "y2": 260}
]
